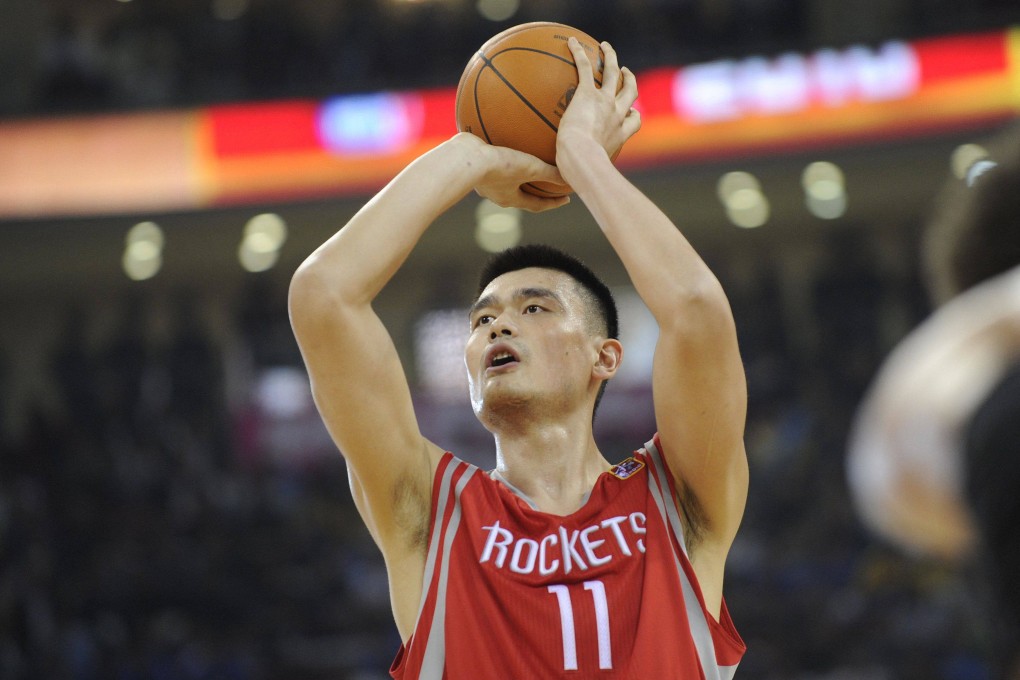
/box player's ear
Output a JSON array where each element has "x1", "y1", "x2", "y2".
[{"x1": 593, "y1": 339, "x2": 623, "y2": 380}]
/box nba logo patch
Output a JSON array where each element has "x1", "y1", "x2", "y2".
[{"x1": 610, "y1": 457, "x2": 645, "y2": 480}]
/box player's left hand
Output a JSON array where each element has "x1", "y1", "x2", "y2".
[
  {"x1": 557, "y1": 38, "x2": 640, "y2": 163},
  {"x1": 451, "y1": 133, "x2": 571, "y2": 212}
]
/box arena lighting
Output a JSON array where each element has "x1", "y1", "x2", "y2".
[
  {"x1": 476, "y1": 0, "x2": 520, "y2": 22},
  {"x1": 122, "y1": 221, "x2": 164, "y2": 281},
  {"x1": 716, "y1": 171, "x2": 761, "y2": 201},
  {"x1": 717, "y1": 171, "x2": 769, "y2": 229},
  {"x1": 718, "y1": 171, "x2": 767, "y2": 230},
  {"x1": 238, "y1": 244, "x2": 278, "y2": 273},
  {"x1": 725, "y1": 190, "x2": 770, "y2": 229},
  {"x1": 474, "y1": 199, "x2": 522, "y2": 253},
  {"x1": 802, "y1": 161, "x2": 848, "y2": 220},
  {"x1": 238, "y1": 213, "x2": 287, "y2": 273},
  {"x1": 950, "y1": 143, "x2": 991, "y2": 180},
  {"x1": 126, "y1": 220, "x2": 164, "y2": 249},
  {"x1": 243, "y1": 212, "x2": 287, "y2": 252}
]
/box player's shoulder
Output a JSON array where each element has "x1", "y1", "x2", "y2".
[{"x1": 429, "y1": 450, "x2": 494, "y2": 499}]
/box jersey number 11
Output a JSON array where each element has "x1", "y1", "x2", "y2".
[{"x1": 547, "y1": 580, "x2": 613, "y2": 671}]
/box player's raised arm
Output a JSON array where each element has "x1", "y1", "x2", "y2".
[
  {"x1": 556, "y1": 38, "x2": 749, "y2": 616},
  {"x1": 288, "y1": 133, "x2": 565, "y2": 637}
]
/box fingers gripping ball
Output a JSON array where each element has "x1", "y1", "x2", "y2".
[{"x1": 455, "y1": 22, "x2": 615, "y2": 198}]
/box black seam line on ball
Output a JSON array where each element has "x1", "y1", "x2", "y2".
[
  {"x1": 475, "y1": 47, "x2": 606, "y2": 139},
  {"x1": 479, "y1": 50, "x2": 557, "y2": 133}
]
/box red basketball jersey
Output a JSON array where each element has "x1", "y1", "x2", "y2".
[{"x1": 390, "y1": 435, "x2": 745, "y2": 679}]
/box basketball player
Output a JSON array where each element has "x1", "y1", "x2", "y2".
[
  {"x1": 847, "y1": 121, "x2": 1020, "y2": 677},
  {"x1": 289, "y1": 38, "x2": 748, "y2": 677}
]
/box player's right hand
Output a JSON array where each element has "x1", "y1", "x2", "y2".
[{"x1": 450, "y1": 133, "x2": 571, "y2": 212}]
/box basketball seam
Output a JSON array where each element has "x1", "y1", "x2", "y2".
[
  {"x1": 475, "y1": 47, "x2": 605, "y2": 137},
  {"x1": 522, "y1": 181, "x2": 565, "y2": 196},
  {"x1": 477, "y1": 51, "x2": 560, "y2": 135},
  {"x1": 489, "y1": 45, "x2": 605, "y2": 89},
  {"x1": 471, "y1": 59, "x2": 494, "y2": 145}
]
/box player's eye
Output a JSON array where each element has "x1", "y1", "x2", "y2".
[
  {"x1": 474, "y1": 314, "x2": 494, "y2": 328},
  {"x1": 524, "y1": 304, "x2": 541, "y2": 314}
]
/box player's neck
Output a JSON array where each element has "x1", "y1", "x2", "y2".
[{"x1": 491, "y1": 424, "x2": 609, "y2": 516}]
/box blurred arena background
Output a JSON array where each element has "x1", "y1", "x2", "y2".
[{"x1": 1, "y1": 0, "x2": 1019, "y2": 678}]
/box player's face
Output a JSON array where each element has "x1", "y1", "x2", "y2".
[{"x1": 465, "y1": 267, "x2": 602, "y2": 424}]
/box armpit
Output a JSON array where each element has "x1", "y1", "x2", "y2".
[
  {"x1": 391, "y1": 471, "x2": 431, "y2": 551},
  {"x1": 676, "y1": 480, "x2": 707, "y2": 555}
]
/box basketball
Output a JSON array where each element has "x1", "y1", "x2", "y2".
[{"x1": 455, "y1": 22, "x2": 612, "y2": 197}]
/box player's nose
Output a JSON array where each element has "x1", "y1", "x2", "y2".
[{"x1": 489, "y1": 317, "x2": 517, "y2": 340}]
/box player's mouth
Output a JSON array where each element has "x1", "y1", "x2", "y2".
[{"x1": 484, "y1": 343, "x2": 521, "y2": 373}]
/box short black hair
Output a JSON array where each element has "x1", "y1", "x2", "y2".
[
  {"x1": 476, "y1": 244, "x2": 619, "y2": 417},
  {"x1": 476, "y1": 244, "x2": 619, "y2": 340}
]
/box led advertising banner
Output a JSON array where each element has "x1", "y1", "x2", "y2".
[{"x1": 0, "y1": 28, "x2": 1016, "y2": 218}]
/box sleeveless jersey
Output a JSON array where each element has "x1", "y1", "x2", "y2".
[{"x1": 390, "y1": 435, "x2": 745, "y2": 679}]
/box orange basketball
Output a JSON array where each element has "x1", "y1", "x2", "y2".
[{"x1": 455, "y1": 22, "x2": 612, "y2": 197}]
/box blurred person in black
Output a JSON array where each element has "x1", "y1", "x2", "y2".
[{"x1": 847, "y1": 120, "x2": 1020, "y2": 678}]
